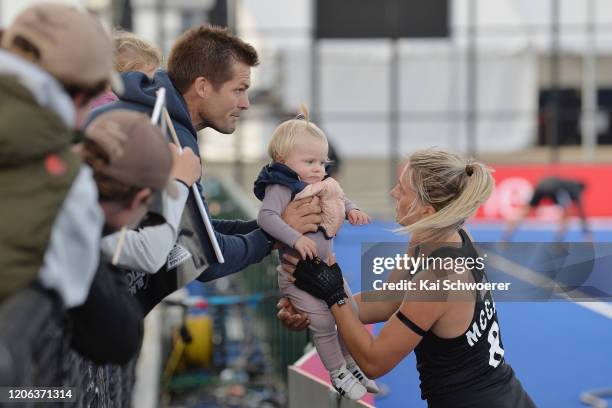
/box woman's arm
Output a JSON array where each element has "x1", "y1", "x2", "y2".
[
  {"x1": 330, "y1": 294, "x2": 446, "y2": 379},
  {"x1": 290, "y1": 255, "x2": 448, "y2": 379},
  {"x1": 352, "y1": 293, "x2": 401, "y2": 324},
  {"x1": 354, "y1": 264, "x2": 415, "y2": 323}
]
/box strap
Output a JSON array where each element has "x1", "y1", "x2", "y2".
[{"x1": 395, "y1": 310, "x2": 428, "y2": 337}]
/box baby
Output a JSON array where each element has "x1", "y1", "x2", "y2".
[{"x1": 254, "y1": 107, "x2": 378, "y2": 400}]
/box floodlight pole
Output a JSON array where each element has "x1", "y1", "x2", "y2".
[
  {"x1": 581, "y1": 0, "x2": 597, "y2": 162},
  {"x1": 466, "y1": 0, "x2": 478, "y2": 157},
  {"x1": 389, "y1": 0, "x2": 400, "y2": 191},
  {"x1": 547, "y1": 0, "x2": 561, "y2": 164}
]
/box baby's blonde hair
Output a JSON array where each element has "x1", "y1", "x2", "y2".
[
  {"x1": 113, "y1": 30, "x2": 163, "y2": 75},
  {"x1": 267, "y1": 105, "x2": 328, "y2": 162},
  {"x1": 397, "y1": 148, "x2": 494, "y2": 242}
]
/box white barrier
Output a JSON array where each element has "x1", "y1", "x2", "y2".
[{"x1": 288, "y1": 349, "x2": 375, "y2": 408}]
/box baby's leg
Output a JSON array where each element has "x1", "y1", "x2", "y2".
[
  {"x1": 279, "y1": 270, "x2": 345, "y2": 372},
  {"x1": 337, "y1": 280, "x2": 381, "y2": 393},
  {"x1": 338, "y1": 279, "x2": 358, "y2": 358}
]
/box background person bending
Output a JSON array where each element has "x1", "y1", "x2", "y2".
[{"x1": 502, "y1": 176, "x2": 591, "y2": 242}]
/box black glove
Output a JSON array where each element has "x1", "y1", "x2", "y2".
[{"x1": 294, "y1": 258, "x2": 347, "y2": 308}]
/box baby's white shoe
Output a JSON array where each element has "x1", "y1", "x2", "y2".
[
  {"x1": 346, "y1": 359, "x2": 381, "y2": 394},
  {"x1": 330, "y1": 365, "x2": 367, "y2": 400}
]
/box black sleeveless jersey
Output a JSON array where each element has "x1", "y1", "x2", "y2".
[{"x1": 412, "y1": 230, "x2": 535, "y2": 408}]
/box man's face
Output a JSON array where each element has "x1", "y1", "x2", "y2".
[{"x1": 198, "y1": 60, "x2": 251, "y2": 133}]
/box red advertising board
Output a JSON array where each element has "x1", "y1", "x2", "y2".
[{"x1": 475, "y1": 164, "x2": 612, "y2": 220}]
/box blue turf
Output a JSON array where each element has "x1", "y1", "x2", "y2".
[{"x1": 333, "y1": 221, "x2": 612, "y2": 408}]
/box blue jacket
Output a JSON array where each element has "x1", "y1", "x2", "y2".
[
  {"x1": 253, "y1": 163, "x2": 307, "y2": 201},
  {"x1": 88, "y1": 70, "x2": 271, "y2": 281},
  {"x1": 254, "y1": 163, "x2": 336, "y2": 239}
]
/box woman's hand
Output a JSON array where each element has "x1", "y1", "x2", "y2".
[
  {"x1": 281, "y1": 253, "x2": 336, "y2": 276},
  {"x1": 286, "y1": 255, "x2": 347, "y2": 308}
]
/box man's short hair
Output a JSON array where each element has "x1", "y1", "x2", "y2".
[{"x1": 167, "y1": 25, "x2": 259, "y2": 93}]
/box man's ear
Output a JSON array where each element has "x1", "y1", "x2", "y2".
[
  {"x1": 130, "y1": 188, "x2": 153, "y2": 210},
  {"x1": 193, "y1": 76, "x2": 210, "y2": 99}
]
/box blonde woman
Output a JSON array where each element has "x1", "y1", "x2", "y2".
[{"x1": 282, "y1": 149, "x2": 536, "y2": 408}]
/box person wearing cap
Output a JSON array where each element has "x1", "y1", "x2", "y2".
[
  {"x1": 68, "y1": 110, "x2": 178, "y2": 364},
  {"x1": 0, "y1": 3, "x2": 117, "y2": 305},
  {"x1": 89, "y1": 26, "x2": 321, "y2": 296},
  {"x1": 0, "y1": 2, "x2": 121, "y2": 128},
  {"x1": 96, "y1": 117, "x2": 201, "y2": 276}
]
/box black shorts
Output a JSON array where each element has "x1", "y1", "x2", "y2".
[
  {"x1": 529, "y1": 178, "x2": 584, "y2": 209},
  {"x1": 427, "y1": 371, "x2": 536, "y2": 408},
  {"x1": 529, "y1": 188, "x2": 573, "y2": 208}
]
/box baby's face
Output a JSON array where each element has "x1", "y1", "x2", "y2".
[{"x1": 283, "y1": 137, "x2": 328, "y2": 184}]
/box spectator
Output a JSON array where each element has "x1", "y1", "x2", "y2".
[
  {"x1": 114, "y1": 30, "x2": 163, "y2": 77},
  {"x1": 70, "y1": 110, "x2": 176, "y2": 364},
  {"x1": 90, "y1": 30, "x2": 163, "y2": 109},
  {"x1": 89, "y1": 25, "x2": 322, "y2": 310},
  {"x1": 0, "y1": 3, "x2": 116, "y2": 305}
]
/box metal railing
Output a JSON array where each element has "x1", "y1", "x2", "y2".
[{"x1": 204, "y1": 175, "x2": 311, "y2": 381}]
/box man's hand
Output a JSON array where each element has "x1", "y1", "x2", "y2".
[
  {"x1": 276, "y1": 297, "x2": 309, "y2": 331},
  {"x1": 170, "y1": 145, "x2": 201, "y2": 187},
  {"x1": 282, "y1": 196, "x2": 322, "y2": 234}
]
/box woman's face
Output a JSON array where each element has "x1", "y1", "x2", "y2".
[
  {"x1": 391, "y1": 165, "x2": 417, "y2": 225},
  {"x1": 390, "y1": 164, "x2": 432, "y2": 226}
]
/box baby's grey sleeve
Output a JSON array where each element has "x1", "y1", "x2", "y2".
[
  {"x1": 257, "y1": 185, "x2": 302, "y2": 247},
  {"x1": 344, "y1": 196, "x2": 360, "y2": 216}
]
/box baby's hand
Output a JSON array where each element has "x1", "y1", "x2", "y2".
[
  {"x1": 294, "y1": 236, "x2": 318, "y2": 260},
  {"x1": 348, "y1": 209, "x2": 372, "y2": 225}
]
